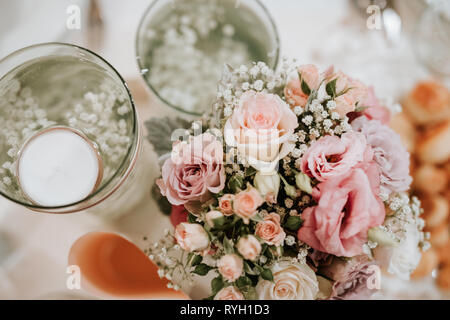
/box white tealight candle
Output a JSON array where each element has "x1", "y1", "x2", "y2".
[{"x1": 17, "y1": 127, "x2": 103, "y2": 207}]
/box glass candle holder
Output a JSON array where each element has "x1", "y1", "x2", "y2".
[
  {"x1": 0, "y1": 43, "x2": 150, "y2": 216},
  {"x1": 414, "y1": 5, "x2": 450, "y2": 77},
  {"x1": 136, "y1": 0, "x2": 280, "y2": 116}
]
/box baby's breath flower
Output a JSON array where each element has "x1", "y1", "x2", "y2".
[{"x1": 294, "y1": 106, "x2": 303, "y2": 115}]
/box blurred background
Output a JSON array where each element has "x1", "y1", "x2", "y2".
[{"x1": 0, "y1": 0, "x2": 449, "y2": 299}]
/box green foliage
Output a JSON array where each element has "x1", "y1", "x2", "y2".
[
  {"x1": 283, "y1": 216, "x2": 303, "y2": 231},
  {"x1": 193, "y1": 263, "x2": 213, "y2": 276},
  {"x1": 211, "y1": 275, "x2": 224, "y2": 294},
  {"x1": 326, "y1": 78, "x2": 337, "y2": 97},
  {"x1": 190, "y1": 254, "x2": 203, "y2": 266}
]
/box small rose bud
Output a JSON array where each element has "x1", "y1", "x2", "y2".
[
  {"x1": 295, "y1": 171, "x2": 313, "y2": 194},
  {"x1": 254, "y1": 171, "x2": 280, "y2": 204},
  {"x1": 237, "y1": 235, "x2": 262, "y2": 261},
  {"x1": 174, "y1": 223, "x2": 210, "y2": 252},
  {"x1": 280, "y1": 175, "x2": 297, "y2": 198},
  {"x1": 205, "y1": 210, "x2": 225, "y2": 228}
]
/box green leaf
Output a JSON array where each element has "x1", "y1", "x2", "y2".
[
  {"x1": 260, "y1": 268, "x2": 274, "y2": 281},
  {"x1": 191, "y1": 254, "x2": 203, "y2": 267},
  {"x1": 244, "y1": 166, "x2": 257, "y2": 178},
  {"x1": 211, "y1": 275, "x2": 224, "y2": 294},
  {"x1": 283, "y1": 216, "x2": 303, "y2": 232},
  {"x1": 227, "y1": 175, "x2": 244, "y2": 193},
  {"x1": 193, "y1": 264, "x2": 213, "y2": 276},
  {"x1": 223, "y1": 237, "x2": 235, "y2": 254},
  {"x1": 301, "y1": 79, "x2": 311, "y2": 95},
  {"x1": 145, "y1": 116, "x2": 191, "y2": 157},
  {"x1": 326, "y1": 78, "x2": 337, "y2": 98},
  {"x1": 187, "y1": 213, "x2": 197, "y2": 223},
  {"x1": 250, "y1": 212, "x2": 265, "y2": 223},
  {"x1": 243, "y1": 286, "x2": 257, "y2": 300},
  {"x1": 243, "y1": 261, "x2": 258, "y2": 276},
  {"x1": 211, "y1": 216, "x2": 226, "y2": 228},
  {"x1": 236, "y1": 276, "x2": 252, "y2": 289}
]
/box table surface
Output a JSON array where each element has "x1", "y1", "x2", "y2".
[{"x1": 0, "y1": 0, "x2": 448, "y2": 299}]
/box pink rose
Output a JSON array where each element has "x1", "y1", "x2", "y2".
[
  {"x1": 233, "y1": 185, "x2": 264, "y2": 224},
  {"x1": 298, "y1": 165, "x2": 385, "y2": 257},
  {"x1": 224, "y1": 91, "x2": 297, "y2": 173},
  {"x1": 284, "y1": 64, "x2": 320, "y2": 107},
  {"x1": 219, "y1": 194, "x2": 234, "y2": 216},
  {"x1": 329, "y1": 72, "x2": 367, "y2": 117},
  {"x1": 174, "y1": 223, "x2": 210, "y2": 252},
  {"x1": 255, "y1": 213, "x2": 286, "y2": 247},
  {"x1": 217, "y1": 254, "x2": 244, "y2": 282},
  {"x1": 352, "y1": 116, "x2": 412, "y2": 194},
  {"x1": 237, "y1": 235, "x2": 262, "y2": 261},
  {"x1": 157, "y1": 133, "x2": 225, "y2": 205},
  {"x1": 300, "y1": 131, "x2": 368, "y2": 182},
  {"x1": 214, "y1": 286, "x2": 245, "y2": 300},
  {"x1": 170, "y1": 205, "x2": 188, "y2": 227}
]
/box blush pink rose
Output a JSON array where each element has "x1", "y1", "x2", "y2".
[
  {"x1": 329, "y1": 71, "x2": 368, "y2": 117},
  {"x1": 170, "y1": 205, "x2": 188, "y2": 227},
  {"x1": 255, "y1": 213, "x2": 286, "y2": 246},
  {"x1": 174, "y1": 223, "x2": 210, "y2": 253},
  {"x1": 300, "y1": 131, "x2": 368, "y2": 182},
  {"x1": 214, "y1": 286, "x2": 245, "y2": 300},
  {"x1": 233, "y1": 185, "x2": 264, "y2": 224},
  {"x1": 157, "y1": 133, "x2": 225, "y2": 205},
  {"x1": 217, "y1": 254, "x2": 244, "y2": 282},
  {"x1": 284, "y1": 64, "x2": 320, "y2": 107},
  {"x1": 298, "y1": 164, "x2": 385, "y2": 257},
  {"x1": 219, "y1": 194, "x2": 234, "y2": 216},
  {"x1": 237, "y1": 235, "x2": 262, "y2": 261},
  {"x1": 224, "y1": 91, "x2": 297, "y2": 173}
]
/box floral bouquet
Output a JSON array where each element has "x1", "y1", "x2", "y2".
[{"x1": 147, "y1": 60, "x2": 428, "y2": 300}]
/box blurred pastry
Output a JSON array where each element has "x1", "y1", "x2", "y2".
[
  {"x1": 389, "y1": 113, "x2": 417, "y2": 153},
  {"x1": 403, "y1": 81, "x2": 450, "y2": 125},
  {"x1": 416, "y1": 120, "x2": 450, "y2": 164},
  {"x1": 437, "y1": 265, "x2": 450, "y2": 290},
  {"x1": 437, "y1": 240, "x2": 450, "y2": 266},
  {"x1": 413, "y1": 164, "x2": 448, "y2": 194},
  {"x1": 428, "y1": 224, "x2": 450, "y2": 247},
  {"x1": 411, "y1": 249, "x2": 439, "y2": 279},
  {"x1": 421, "y1": 195, "x2": 449, "y2": 228}
]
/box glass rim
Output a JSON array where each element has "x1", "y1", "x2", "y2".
[
  {"x1": 135, "y1": 0, "x2": 281, "y2": 117},
  {"x1": 0, "y1": 42, "x2": 139, "y2": 212}
]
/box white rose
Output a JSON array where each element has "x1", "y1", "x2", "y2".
[
  {"x1": 256, "y1": 260, "x2": 319, "y2": 300},
  {"x1": 373, "y1": 221, "x2": 421, "y2": 280},
  {"x1": 254, "y1": 171, "x2": 280, "y2": 203},
  {"x1": 174, "y1": 223, "x2": 209, "y2": 252},
  {"x1": 237, "y1": 235, "x2": 262, "y2": 261}
]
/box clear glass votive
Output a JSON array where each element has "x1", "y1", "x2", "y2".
[
  {"x1": 136, "y1": 0, "x2": 280, "y2": 116},
  {"x1": 0, "y1": 43, "x2": 150, "y2": 216},
  {"x1": 414, "y1": 5, "x2": 450, "y2": 76}
]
